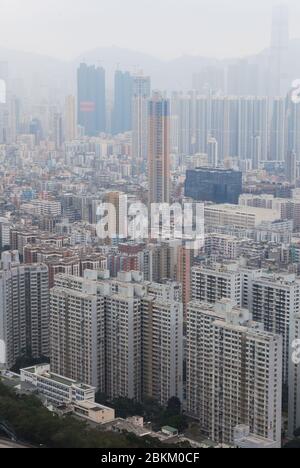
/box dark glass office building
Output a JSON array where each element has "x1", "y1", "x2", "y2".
[
  {"x1": 77, "y1": 63, "x2": 106, "y2": 136},
  {"x1": 185, "y1": 168, "x2": 242, "y2": 204}
]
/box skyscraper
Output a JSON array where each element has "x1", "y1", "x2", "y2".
[
  {"x1": 285, "y1": 91, "x2": 300, "y2": 165},
  {"x1": 77, "y1": 63, "x2": 106, "y2": 136},
  {"x1": 238, "y1": 97, "x2": 269, "y2": 162},
  {"x1": 186, "y1": 300, "x2": 282, "y2": 447},
  {"x1": 288, "y1": 312, "x2": 300, "y2": 437},
  {"x1": 53, "y1": 113, "x2": 63, "y2": 150},
  {"x1": 269, "y1": 97, "x2": 285, "y2": 161},
  {"x1": 29, "y1": 118, "x2": 43, "y2": 145},
  {"x1": 0, "y1": 62, "x2": 8, "y2": 144},
  {"x1": 50, "y1": 276, "x2": 106, "y2": 391},
  {"x1": 176, "y1": 245, "x2": 192, "y2": 319},
  {"x1": 0, "y1": 218, "x2": 10, "y2": 250},
  {"x1": 112, "y1": 70, "x2": 133, "y2": 135},
  {"x1": 251, "y1": 273, "x2": 300, "y2": 385},
  {"x1": 251, "y1": 135, "x2": 262, "y2": 169},
  {"x1": 171, "y1": 92, "x2": 194, "y2": 157},
  {"x1": 50, "y1": 271, "x2": 183, "y2": 403},
  {"x1": 269, "y1": 4, "x2": 290, "y2": 97},
  {"x1": 169, "y1": 95, "x2": 272, "y2": 164},
  {"x1": 141, "y1": 296, "x2": 183, "y2": 405},
  {"x1": 65, "y1": 95, "x2": 77, "y2": 142},
  {"x1": 210, "y1": 96, "x2": 239, "y2": 162},
  {"x1": 192, "y1": 263, "x2": 242, "y2": 306},
  {"x1": 148, "y1": 92, "x2": 170, "y2": 205},
  {"x1": 8, "y1": 95, "x2": 20, "y2": 144},
  {"x1": 207, "y1": 136, "x2": 218, "y2": 167},
  {"x1": 132, "y1": 74, "x2": 151, "y2": 172},
  {"x1": 105, "y1": 292, "x2": 141, "y2": 401},
  {"x1": 286, "y1": 150, "x2": 297, "y2": 185},
  {"x1": 0, "y1": 252, "x2": 49, "y2": 369},
  {"x1": 227, "y1": 59, "x2": 259, "y2": 96},
  {"x1": 103, "y1": 191, "x2": 128, "y2": 243}
]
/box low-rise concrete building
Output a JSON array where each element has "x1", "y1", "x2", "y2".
[
  {"x1": 20, "y1": 364, "x2": 96, "y2": 406},
  {"x1": 234, "y1": 425, "x2": 279, "y2": 449},
  {"x1": 73, "y1": 400, "x2": 115, "y2": 424}
]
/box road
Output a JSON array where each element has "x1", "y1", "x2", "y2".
[{"x1": 0, "y1": 438, "x2": 29, "y2": 449}]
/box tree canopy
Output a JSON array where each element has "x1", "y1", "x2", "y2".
[
  {"x1": 95, "y1": 393, "x2": 188, "y2": 433},
  {"x1": 0, "y1": 382, "x2": 186, "y2": 448}
]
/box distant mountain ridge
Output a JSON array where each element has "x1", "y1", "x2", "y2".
[{"x1": 0, "y1": 41, "x2": 300, "y2": 102}]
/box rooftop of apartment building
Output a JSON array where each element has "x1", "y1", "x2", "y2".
[
  {"x1": 192, "y1": 261, "x2": 241, "y2": 273},
  {"x1": 22, "y1": 366, "x2": 94, "y2": 391},
  {"x1": 188, "y1": 299, "x2": 281, "y2": 339},
  {"x1": 253, "y1": 272, "x2": 300, "y2": 286},
  {"x1": 205, "y1": 233, "x2": 242, "y2": 241},
  {"x1": 205, "y1": 203, "x2": 279, "y2": 214}
]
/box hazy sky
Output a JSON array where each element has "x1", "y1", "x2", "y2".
[{"x1": 0, "y1": 0, "x2": 299, "y2": 60}]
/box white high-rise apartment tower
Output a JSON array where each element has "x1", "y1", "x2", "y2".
[
  {"x1": 141, "y1": 296, "x2": 183, "y2": 405},
  {"x1": 251, "y1": 273, "x2": 300, "y2": 385},
  {"x1": 50, "y1": 271, "x2": 183, "y2": 404},
  {"x1": 50, "y1": 275, "x2": 106, "y2": 392},
  {"x1": 186, "y1": 299, "x2": 282, "y2": 447},
  {"x1": 192, "y1": 263, "x2": 242, "y2": 306},
  {"x1": 65, "y1": 95, "x2": 77, "y2": 142},
  {"x1": 148, "y1": 92, "x2": 171, "y2": 205},
  {"x1": 132, "y1": 75, "x2": 151, "y2": 173},
  {"x1": 0, "y1": 252, "x2": 49, "y2": 369}
]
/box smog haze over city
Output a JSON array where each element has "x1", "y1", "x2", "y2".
[
  {"x1": 1, "y1": 0, "x2": 300, "y2": 453},
  {"x1": 0, "y1": 0, "x2": 300, "y2": 59}
]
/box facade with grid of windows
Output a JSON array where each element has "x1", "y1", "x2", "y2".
[
  {"x1": 186, "y1": 299, "x2": 282, "y2": 447},
  {"x1": 50, "y1": 281, "x2": 105, "y2": 392},
  {"x1": 0, "y1": 255, "x2": 49, "y2": 369},
  {"x1": 192, "y1": 263, "x2": 242, "y2": 306},
  {"x1": 20, "y1": 364, "x2": 96, "y2": 406},
  {"x1": 50, "y1": 271, "x2": 183, "y2": 404},
  {"x1": 251, "y1": 273, "x2": 300, "y2": 385}
]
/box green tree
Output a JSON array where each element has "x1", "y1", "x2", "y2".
[{"x1": 166, "y1": 397, "x2": 181, "y2": 416}]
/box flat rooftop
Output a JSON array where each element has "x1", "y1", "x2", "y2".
[
  {"x1": 206, "y1": 204, "x2": 279, "y2": 215},
  {"x1": 22, "y1": 367, "x2": 94, "y2": 391},
  {"x1": 190, "y1": 167, "x2": 241, "y2": 174},
  {"x1": 237, "y1": 435, "x2": 277, "y2": 447},
  {"x1": 74, "y1": 400, "x2": 114, "y2": 412}
]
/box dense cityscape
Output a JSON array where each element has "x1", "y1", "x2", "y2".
[{"x1": 1, "y1": 0, "x2": 300, "y2": 452}]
